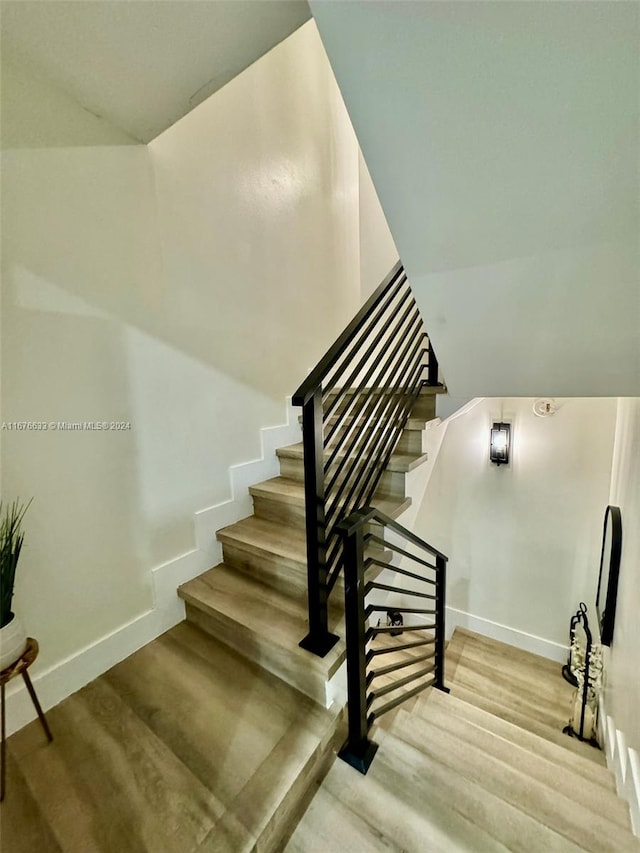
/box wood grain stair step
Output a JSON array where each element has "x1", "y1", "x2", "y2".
[
  {"x1": 287, "y1": 725, "x2": 584, "y2": 853},
  {"x1": 419, "y1": 687, "x2": 616, "y2": 792},
  {"x1": 178, "y1": 564, "x2": 345, "y2": 705},
  {"x1": 391, "y1": 709, "x2": 638, "y2": 852},
  {"x1": 249, "y1": 476, "x2": 411, "y2": 528},
  {"x1": 7, "y1": 620, "x2": 341, "y2": 853},
  {"x1": 415, "y1": 692, "x2": 630, "y2": 827},
  {"x1": 449, "y1": 627, "x2": 575, "y2": 709},
  {"x1": 448, "y1": 682, "x2": 607, "y2": 766},
  {"x1": 215, "y1": 514, "x2": 392, "y2": 598},
  {"x1": 301, "y1": 411, "x2": 436, "y2": 433},
  {"x1": 276, "y1": 442, "x2": 428, "y2": 474},
  {"x1": 449, "y1": 656, "x2": 575, "y2": 730}
]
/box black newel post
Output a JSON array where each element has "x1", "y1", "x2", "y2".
[
  {"x1": 427, "y1": 339, "x2": 439, "y2": 386},
  {"x1": 338, "y1": 517, "x2": 378, "y2": 774},
  {"x1": 299, "y1": 388, "x2": 339, "y2": 657},
  {"x1": 434, "y1": 554, "x2": 449, "y2": 693}
]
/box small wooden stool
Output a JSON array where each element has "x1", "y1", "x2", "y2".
[{"x1": 1, "y1": 637, "x2": 53, "y2": 802}]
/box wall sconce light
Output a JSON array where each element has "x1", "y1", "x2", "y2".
[{"x1": 490, "y1": 422, "x2": 510, "y2": 466}]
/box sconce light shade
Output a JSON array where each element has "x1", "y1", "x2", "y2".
[{"x1": 490, "y1": 422, "x2": 510, "y2": 466}]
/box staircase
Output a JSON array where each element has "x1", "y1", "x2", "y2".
[
  {"x1": 177, "y1": 387, "x2": 439, "y2": 707},
  {"x1": 286, "y1": 628, "x2": 640, "y2": 852}
]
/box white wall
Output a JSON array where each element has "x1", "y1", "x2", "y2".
[
  {"x1": 411, "y1": 398, "x2": 617, "y2": 655},
  {"x1": 311, "y1": 1, "x2": 640, "y2": 398},
  {"x1": 1, "y1": 54, "x2": 161, "y2": 671},
  {"x1": 606, "y1": 398, "x2": 640, "y2": 754},
  {"x1": 358, "y1": 152, "x2": 397, "y2": 299},
  {"x1": 1, "y1": 21, "x2": 361, "y2": 691}
]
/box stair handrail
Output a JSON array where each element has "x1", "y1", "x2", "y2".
[
  {"x1": 337, "y1": 506, "x2": 448, "y2": 774},
  {"x1": 292, "y1": 261, "x2": 440, "y2": 658}
]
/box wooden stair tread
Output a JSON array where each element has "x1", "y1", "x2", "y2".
[
  {"x1": 445, "y1": 627, "x2": 607, "y2": 766},
  {"x1": 217, "y1": 515, "x2": 307, "y2": 564},
  {"x1": 179, "y1": 566, "x2": 344, "y2": 705},
  {"x1": 327, "y1": 385, "x2": 447, "y2": 399},
  {"x1": 276, "y1": 441, "x2": 428, "y2": 473},
  {"x1": 391, "y1": 708, "x2": 638, "y2": 852},
  {"x1": 178, "y1": 564, "x2": 345, "y2": 679},
  {"x1": 444, "y1": 629, "x2": 576, "y2": 729},
  {"x1": 288, "y1": 726, "x2": 588, "y2": 853},
  {"x1": 419, "y1": 687, "x2": 616, "y2": 791},
  {"x1": 250, "y1": 476, "x2": 411, "y2": 519},
  {"x1": 416, "y1": 693, "x2": 629, "y2": 827},
  {"x1": 449, "y1": 682, "x2": 608, "y2": 766}
]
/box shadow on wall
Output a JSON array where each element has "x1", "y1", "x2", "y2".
[
  {"x1": 1, "y1": 22, "x2": 362, "y2": 672},
  {"x1": 1, "y1": 23, "x2": 360, "y2": 402}
]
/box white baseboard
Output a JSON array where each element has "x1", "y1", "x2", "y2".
[
  {"x1": 4, "y1": 607, "x2": 164, "y2": 736},
  {"x1": 5, "y1": 399, "x2": 301, "y2": 737},
  {"x1": 599, "y1": 696, "x2": 640, "y2": 837},
  {"x1": 446, "y1": 605, "x2": 569, "y2": 663}
]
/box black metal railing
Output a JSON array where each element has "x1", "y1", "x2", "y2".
[
  {"x1": 292, "y1": 262, "x2": 440, "y2": 656},
  {"x1": 337, "y1": 506, "x2": 448, "y2": 773}
]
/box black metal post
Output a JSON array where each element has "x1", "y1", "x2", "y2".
[
  {"x1": 299, "y1": 388, "x2": 339, "y2": 657},
  {"x1": 338, "y1": 518, "x2": 378, "y2": 773},
  {"x1": 427, "y1": 338, "x2": 439, "y2": 386},
  {"x1": 434, "y1": 555, "x2": 450, "y2": 693},
  {"x1": 578, "y1": 612, "x2": 593, "y2": 741}
]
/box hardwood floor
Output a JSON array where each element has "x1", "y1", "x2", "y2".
[
  {"x1": 1, "y1": 621, "x2": 339, "y2": 853},
  {"x1": 286, "y1": 628, "x2": 639, "y2": 853}
]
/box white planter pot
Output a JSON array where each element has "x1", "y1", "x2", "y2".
[{"x1": 0, "y1": 613, "x2": 28, "y2": 671}]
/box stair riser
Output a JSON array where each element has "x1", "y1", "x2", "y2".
[
  {"x1": 376, "y1": 470, "x2": 408, "y2": 500},
  {"x1": 395, "y1": 429, "x2": 426, "y2": 455},
  {"x1": 184, "y1": 602, "x2": 330, "y2": 706},
  {"x1": 252, "y1": 495, "x2": 306, "y2": 529},
  {"x1": 278, "y1": 456, "x2": 305, "y2": 482},
  {"x1": 221, "y1": 541, "x2": 308, "y2": 598},
  {"x1": 278, "y1": 454, "x2": 408, "y2": 501},
  {"x1": 265, "y1": 732, "x2": 342, "y2": 853},
  {"x1": 220, "y1": 539, "x2": 351, "y2": 601}
]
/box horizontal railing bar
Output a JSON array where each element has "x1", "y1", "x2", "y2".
[
  {"x1": 369, "y1": 676, "x2": 436, "y2": 720},
  {"x1": 322, "y1": 293, "x2": 417, "y2": 426},
  {"x1": 324, "y1": 347, "x2": 426, "y2": 526},
  {"x1": 368, "y1": 622, "x2": 436, "y2": 637},
  {"x1": 368, "y1": 650, "x2": 436, "y2": 680},
  {"x1": 366, "y1": 604, "x2": 437, "y2": 617},
  {"x1": 321, "y1": 281, "x2": 410, "y2": 408},
  {"x1": 293, "y1": 261, "x2": 405, "y2": 406},
  {"x1": 367, "y1": 637, "x2": 436, "y2": 658},
  {"x1": 368, "y1": 662, "x2": 436, "y2": 702},
  {"x1": 367, "y1": 535, "x2": 438, "y2": 573},
  {"x1": 323, "y1": 303, "x2": 421, "y2": 441},
  {"x1": 366, "y1": 581, "x2": 436, "y2": 601},
  {"x1": 324, "y1": 320, "x2": 425, "y2": 480},
  {"x1": 362, "y1": 553, "x2": 436, "y2": 587},
  {"x1": 333, "y1": 360, "x2": 426, "y2": 532},
  {"x1": 353, "y1": 361, "x2": 426, "y2": 513},
  {"x1": 338, "y1": 506, "x2": 448, "y2": 560},
  {"x1": 327, "y1": 362, "x2": 426, "y2": 494}
]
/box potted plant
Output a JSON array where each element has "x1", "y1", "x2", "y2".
[{"x1": 0, "y1": 498, "x2": 31, "y2": 670}]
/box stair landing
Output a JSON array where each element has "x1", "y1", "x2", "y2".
[{"x1": 3, "y1": 621, "x2": 340, "y2": 853}]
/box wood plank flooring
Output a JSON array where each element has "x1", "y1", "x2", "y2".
[
  {"x1": 1, "y1": 621, "x2": 339, "y2": 853},
  {"x1": 286, "y1": 628, "x2": 639, "y2": 852}
]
